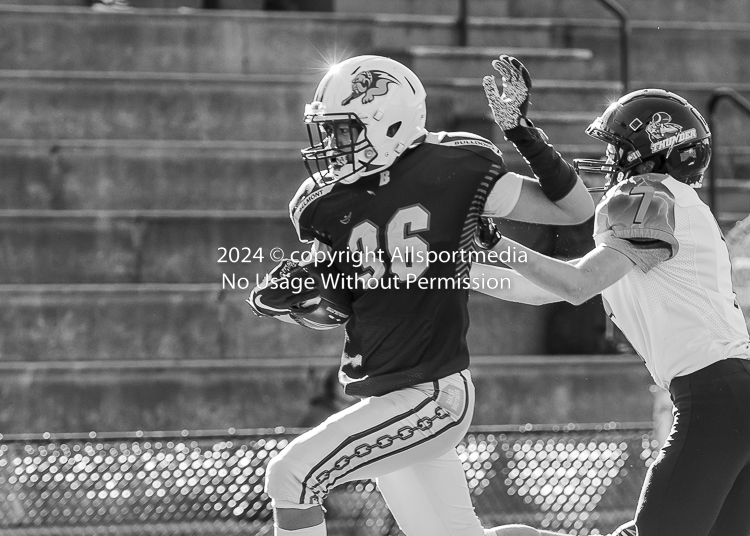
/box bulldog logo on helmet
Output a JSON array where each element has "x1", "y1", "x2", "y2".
[{"x1": 341, "y1": 70, "x2": 400, "y2": 106}]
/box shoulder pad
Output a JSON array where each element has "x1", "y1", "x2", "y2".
[
  {"x1": 425, "y1": 131, "x2": 506, "y2": 162},
  {"x1": 288, "y1": 175, "x2": 335, "y2": 243},
  {"x1": 594, "y1": 174, "x2": 679, "y2": 255}
]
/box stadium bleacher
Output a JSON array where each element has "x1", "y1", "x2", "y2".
[{"x1": 0, "y1": 0, "x2": 748, "y2": 533}]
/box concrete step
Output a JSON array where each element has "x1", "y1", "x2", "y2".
[
  {"x1": 0, "y1": 353, "x2": 653, "y2": 433},
  {"x1": 5, "y1": 138, "x2": 747, "y2": 216},
  {"x1": 717, "y1": 147, "x2": 750, "y2": 178},
  {"x1": 698, "y1": 180, "x2": 750, "y2": 217},
  {"x1": 429, "y1": 79, "x2": 621, "y2": 126},
  {"x1": 95, "y1": 0, "x2": 267, "y2": 8},
  {"x1": 480, "y1": 82, "x2": 750, "y2": 147},
  {"x1": 0, "y1": 71, "x2": 620, "y2": 141},
  {"x1": 0, "y1": 0, "x2": 84, "y2": 5},
  {"x1": 0, "y1": 140, "x2": 305, "y2": 210},
  {"x1": 0, "y1": 0, "x2": 251, "y2": 5},
  {"x1": 115, "y1": 0, "x2": 206, "y2": 7},
  {"x1": 458, "y1": 112, "x2": 595, "y2": 146},
  {"x1": 4, "y1": 7, "x2": 750, "y2": 83},
  {"x1": 0, "y1": 7, "x2": 458, "y2": 73},
  {"x1": 460, "y1": 19, "x2": 750, "y2": 84},
  {"x1": 0, "y1": 208, "x2": 569, "y2": 284},
  {"x1": 0, "y1": 284, "x2": 341, "y2": 360},
  {"x1": 3, "y1": 70, "x2": 748, "y2": 144},
  {"x1": 505, "y1": 0, "x2": 750, "y2": 23},
  {"x1": 719, "y1": 213, "x2": 750, "y2": 233},
  {"x1": 0, "y1": 284, "x2": 550, "y2": 361},
  {"x1": 0, "y1": 0, "x2": 260, "y2": 7},
  {"x1": 0, "y1": 140, "x2": 602, "y2": 210},
  {"x1": 334, "y1": 0, "x2": 750, "y2": 24},
  {"x1": 0, "y1": 210, "x2": 299, "y2": 283},
  {"x1": 4, "y1": 0, "x2": 746, "y2": 23},
  {"x1": 1, "y1": 144, "x2": 743, "y2": 220},
  {"x1": 0, "y1": 71, "x2": 315, "y2": 141},
  {"x1": 395, "y1": 45, "x2": 605, "y2": 80}
]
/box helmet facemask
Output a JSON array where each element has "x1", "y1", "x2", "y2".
[
  {"x1": 574, "y1": 121, "x2": 642, "y2": 192},
  {"x1": 302, "y1": 106, "x2": 374, "y2": 185}
]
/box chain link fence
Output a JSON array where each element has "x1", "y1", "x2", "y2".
[{"x1": 0, "y1": 424, "x2": 658, "y2": 536}]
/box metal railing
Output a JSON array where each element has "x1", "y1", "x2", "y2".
[
  {"x1": 457, "y1": 0, "x2": 469, "y2": 47},
  {"x1": 0, "y1": 424, "x2": 656, "y2": 536},
  {"x1": 597, "y1": 0, "x2": 630, "y2": 93},
  {"x1": 706, "y1": 87, "x2": 750, "y2": 213},
  {"x1": 455, "y1": 0, "x2": 630, "y2": 92}
]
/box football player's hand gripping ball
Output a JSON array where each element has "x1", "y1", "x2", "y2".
[
  {"x1": 248, "y1": 259, "x2": 320, "y2": 317},
  {"x1": 482, "y1": 55, "x2": 532, "y2": 131}
]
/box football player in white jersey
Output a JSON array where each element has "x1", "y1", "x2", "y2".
[{"x1": 473, "y1": 63, "x2": 750, "y2": 536}]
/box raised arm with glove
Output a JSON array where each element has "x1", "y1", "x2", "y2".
[{"x1": 482, "y1": 55, "x2": 594, "y2": 223}]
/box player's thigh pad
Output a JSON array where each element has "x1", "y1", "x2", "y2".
[{"x1": 265, "y1": 370, "x2": 475, "y2": 506}]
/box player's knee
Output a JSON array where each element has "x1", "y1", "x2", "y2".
[
  {"x1": 487, "y1": 524, "x2": 541, "y2": 536},
  {"x1": 265, "y1": 450, "x2": 302, "y2": 502}
]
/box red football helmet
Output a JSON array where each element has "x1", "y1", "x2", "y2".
[{"x1": 575, "y1": 89, "x2": 711, "y2": 190}]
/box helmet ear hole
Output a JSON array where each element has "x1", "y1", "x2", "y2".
[
  {"x1": 386, "y1": 121, "x2": 402, "y2": 138},
  {"x1": 640, "y1": 156, "x2": 663, "y2": 174}
]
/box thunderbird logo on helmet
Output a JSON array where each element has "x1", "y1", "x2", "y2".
[
  {"x1": 646, "y1": 112, "x2": 697, "y2": 153},
  {"x1": 646, "y1": 112, "x2": 682, "y2": 142},
  {"x1": 341, "y1": 70, "x2": 400, "y2": 106}
]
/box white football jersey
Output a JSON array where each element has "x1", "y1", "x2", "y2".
[{"x1": 594, "y1": 173, "x2": 750, "y2": 390}]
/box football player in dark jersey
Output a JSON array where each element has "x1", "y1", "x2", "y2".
[
  {"x1": 249, "y1": 54, "x2": 594, "y2": 536},
  {"x1": 475, "y1": 87, "x2": 750, "y2": 536}
]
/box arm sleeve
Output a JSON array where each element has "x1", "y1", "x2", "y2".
[
  {"x1": 483, "y1": 171, "x2": 524, "y2": 217},
  {"x1": 503, "y1": 124, "x2": 579, "y2": 202},
  {"x1": 601, "y1": 233, "x2": 673, "y2": 273}
]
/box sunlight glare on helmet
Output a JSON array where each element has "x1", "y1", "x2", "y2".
[
  {"x1": 309, "y1": 45, "x2": 353, "y2": 76},
  {"x1": 599, "y1": 95, "x2": 620, "y2": 116}
]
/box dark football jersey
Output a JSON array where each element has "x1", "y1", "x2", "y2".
[{"x1": 289, "y1": 132, "x2": 508, "y2": 397}]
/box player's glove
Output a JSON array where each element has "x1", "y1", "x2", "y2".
[
  {"x1": 482, "y1": 55, "x2": 533, "y2": 131},
  {"x1": 248, "y1": 259, "x2": 320, "y2": 318},
  {"x1": 474, "y1": 217, "x2": 503, "y2": 250}
]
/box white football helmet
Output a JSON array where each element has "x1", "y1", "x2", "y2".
[{"x1": 302, "y1": 55, "x2": 427, "y2": 185}]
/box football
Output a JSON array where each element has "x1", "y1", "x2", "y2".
[{"x1": 290, "y1": 262, "x2": 353, "y2": 330}]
